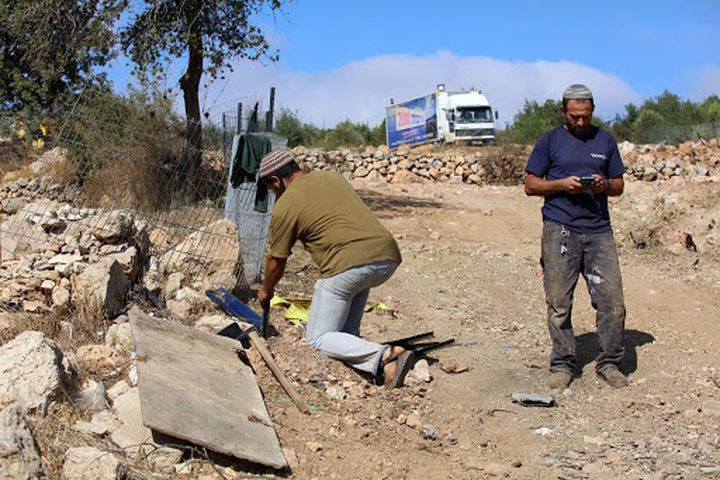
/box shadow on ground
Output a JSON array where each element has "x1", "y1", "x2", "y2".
[
  {"x1": 575, "y1": 329, "x2": 655, "y2": 376},
  {"x1": 356, "y1": 188, "x2": 442, "y2": 217}
]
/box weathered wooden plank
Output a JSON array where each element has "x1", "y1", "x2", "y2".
[{"x1": 129, "y1": 310, "x2": 287, "y2": 469}]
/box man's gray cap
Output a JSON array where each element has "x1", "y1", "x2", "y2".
[{"x1": 562, "y1": 84, "x2": 593, "y2": 100}]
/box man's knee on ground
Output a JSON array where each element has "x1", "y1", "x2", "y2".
[{"x1": 305, "y1": 330, "x2": 323, "y2": 350}]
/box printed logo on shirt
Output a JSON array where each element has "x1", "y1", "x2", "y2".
[{"x1": 590, "y1": 153, "x2": 607, "y2": 160}]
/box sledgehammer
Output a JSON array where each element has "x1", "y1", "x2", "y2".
[{"x1": 208, "y1": 289, "x2": 309, "y2": 415}]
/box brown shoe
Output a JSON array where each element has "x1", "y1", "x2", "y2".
[
  {"x1": 548, "y1": 370, "x2": 572, "y2": 390},
  {"x1": 598, "y1": 366, "x2": 628, "y2": 388}
]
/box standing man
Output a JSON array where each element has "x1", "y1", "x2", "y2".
[
  {"x1": 257, "y1": 151, "x2": 415, "y2": 388},
  {"x1": 524, "y1": 84, "x2": 628, "y2": 389}
]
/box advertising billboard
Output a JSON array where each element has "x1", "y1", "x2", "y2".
[{"x1": 385, "y1": 94, "x2": 437, "y2": 148}]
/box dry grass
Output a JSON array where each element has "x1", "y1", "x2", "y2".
[
  {"x1": 0, "y1": 295, "x2": 106, "y2": 352},
  {"x1": 27, "y1": 401, "x2": 163, "y2": 480},
  {"x1": 27, "y1": 402, "x2": 86, "y2": 478},
  {"x1": 0, "y1": 311, "x2": 64, "y2": 348},
  {"x1": 81, "y1": 151, "x2": 182, "y2": 211},
  {"x1": 0, "y1": 139, "x2": 35, "y2": 174},
  {"x1": 47, "y1": 142, "x2": 227, "y2": 214},
  {"x1": 46, "y1": 156, "x2": 79, "y2": 186},
  {"x1": 27, "y1": 397, "x2": 253, "y2": 480}
]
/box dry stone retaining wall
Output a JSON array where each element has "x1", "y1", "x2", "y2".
[{"x1": 292, "y1": 138, "x2": 720, "y2": 185}]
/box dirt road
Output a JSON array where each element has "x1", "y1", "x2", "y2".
[{"x1": 256, "y1": 178, "x2": 720, "y2": 480}]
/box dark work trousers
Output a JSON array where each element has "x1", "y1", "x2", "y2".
[{"x1": 541, "y1": 220, "x2": 626, "y2": 373}]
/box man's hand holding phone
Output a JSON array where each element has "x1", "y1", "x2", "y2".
[
  {"x1": 564, "y1": 174, "x2": 605, "y2": 194},
  {"x1": 577, "y1": 174, "x2": 611, "y2": 194}
]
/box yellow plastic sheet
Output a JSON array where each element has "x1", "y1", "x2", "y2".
[
  {"x1": 270, "y1": 295, "x2": 312, "y2": 325},
  {"x1": 270, "y1": 296, "x2": 391, "y2": 324},
  {"x1": 364, "y1": 301, "x2": 389, "y2": 313}
]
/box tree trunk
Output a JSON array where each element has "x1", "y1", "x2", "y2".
[{"x1": 178, "y1": 2, "x2": 204, "y2": 199}]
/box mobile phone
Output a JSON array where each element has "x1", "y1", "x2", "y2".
[{"x1": 579, "y1": 175, "x2": 596, "y2": 185}]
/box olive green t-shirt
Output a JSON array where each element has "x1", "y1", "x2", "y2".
[{"x1": 268, "y1": 171, "x2": 402, "y2": 277}]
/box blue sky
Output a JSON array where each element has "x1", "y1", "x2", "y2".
[{"x1": 109, "y1": 0, "x2": 720, "y2": 128}]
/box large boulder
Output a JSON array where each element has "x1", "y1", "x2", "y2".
[
  {"x1": 29, "y1": 146, "x2": 67, "y2": 176},
  {"x1": 91, "y1": 210, "x2": 135, "y2": 243},
  {"x1": 0, "y1": 331, "x2": 68, "y2": 413},
  {"x1": 159, "y1": 218, "x2": 241, "y2": 283},
  {"x1": 102, "y1": 245, "x2": 142, "y2": 282},
  {"x1": 73, "y1": 259, "x2": 130, "y2": 318}
]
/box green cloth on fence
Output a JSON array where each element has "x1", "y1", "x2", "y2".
[{"x1": 230, "y1": 133, "x2": 273, "y2": 213}]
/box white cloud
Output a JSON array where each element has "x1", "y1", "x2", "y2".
[
  {"x1": 689, "y1": 64, "x2": 720, "y2": 101},
  {"x1": 202, "y1": 51, "x2": 642, "y2": 128}
]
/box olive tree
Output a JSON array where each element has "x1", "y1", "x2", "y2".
[
  {"x1": 0, "y1": 0, "x2": 124, "y2": 111},
  {"x1": 121, "y1": 0, "x2": 284, "y2": 185}
]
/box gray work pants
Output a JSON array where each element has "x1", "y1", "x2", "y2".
[
  {"x1": 306, "y1": 260, "x2": 397, "y2": 375},
  {"x1": 541, "y1": 221, "x2": 626, "y2": 373}
]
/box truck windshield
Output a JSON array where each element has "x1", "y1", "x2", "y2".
[{"x1": 456, "y1": 107, "x2": 493, "y2": 123}]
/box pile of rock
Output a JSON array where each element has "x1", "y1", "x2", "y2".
[
  {"x1": 0, "y1": 326, "x2": 187, "y2": 478},
  {"x1": 621, "y1": 138, "x2": 720, "y2": 181},
  {"x1": 293, "y1": 144, "x2": 532, "y2": 186},
  {"x1": 0, "y1": 156, "x2": 249, "y2": 477},
  {"x1": 0, "y1": 198, "x2": 239, "y2": 320},
  {"x1": 292, "y1": 138, "x2": 720, "y2": 185}
]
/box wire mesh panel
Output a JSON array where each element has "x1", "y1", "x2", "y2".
[
  {"x1": 0, "y1": 91, "x2": 282, "y2": 316},
  {"x1": 223, "y1": 132, "x2": 287, "y2": 286},
  {"x1": 638, "y1": 121, "x2": 720, "y2": 144}
]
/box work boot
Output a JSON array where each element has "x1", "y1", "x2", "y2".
[
  {"x1": 598, "y1": 366, "x2": 629, "y2": 388},
  {"x1": 547, "y1": 370, "x2": 572, "y2": 390}
]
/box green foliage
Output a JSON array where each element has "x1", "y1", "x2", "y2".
[
  {"x1": 369, "y1": 120, "x2": 387, "y2": 146},
  {"x1": 274, "y1": 108, "x2": 321, "y2": 147},
  {"x1": 0, "y1": 0, "x2": 124, "y2": 112},
  {"x1": 120, "y1": 0, "x2": 284, "y2": 164},
  {"x1": 499, "y1": 91, "x2": 720, "y2": 145},
  {"x1": 498, "y1": 99, "x2": 564, "y2": 144},
  {"x1": 641, "y1": 91, "x2": 700, "y2": 125},
  {"x1": 62, "y1": 86, "x2": 183, "y2": 187},
  {"x1": 699, "y1": 96, "x2": 720, "y2": 122},
  {"x1": 203, "y1": 122, "x2": 225, "y2": 150},
  {"x1": 608, "y1": 91, "x2": 720, "y2": 143},
  {"x1": 321, "y1": 120, "x2": 367, "y2": 149},
  {"x1": 272, "y1": 110, "x2": 386, "y2": 149},
  {"x1": 120, "y1": 0, "x2": 285, "y2": 186},
  {"x1": 632, "y1": 109, "x2": 666, "y2": 133},
  {"x1": 120, "y1": 0, "x2": 282, "y2": 82}
]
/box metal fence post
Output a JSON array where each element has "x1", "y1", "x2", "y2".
[
  {"x1": 266, "y1": 87, "x2": 276, "y2": 133},
  {"x1": 222, "y1": 113, "x2": 227, "y2": 166},
  {"x1": 236, "y1": 103, "x2": 243, "y2": 135}
]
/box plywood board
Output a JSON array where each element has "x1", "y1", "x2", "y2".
[{"x1": 130, "y1": 310, "x2": 286, "y2": 469}]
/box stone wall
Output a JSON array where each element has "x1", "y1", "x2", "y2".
[{"x1": 291, "y1": 138, "x2": 720, "y2": 184}]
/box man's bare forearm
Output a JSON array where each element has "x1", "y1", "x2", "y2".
[
  {"x1": 262, "y1": 256, "x2": 287, "y2": 293},
  {"x1": 606, "y1": 176, "x2": 624, "y2": 197}
]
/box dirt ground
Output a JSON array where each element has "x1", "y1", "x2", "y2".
[{"x1": 244, "y1": 176, "x2": 720, "y2": 480}]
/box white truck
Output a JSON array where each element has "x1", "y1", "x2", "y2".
[{"x1": 385, "y1": 84, "x2": 497, "y2": 148}]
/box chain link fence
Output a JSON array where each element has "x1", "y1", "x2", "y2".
[
  {"x1": 0, "y1": 89, "x2": 285, "y2": 316},
  {"x1": 634, "y1": 121, "x2": 720, "y2": 145}
]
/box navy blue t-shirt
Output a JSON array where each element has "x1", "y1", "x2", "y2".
[{"x1": 525, "y1": 125, "x2": 625, "y2": 233}]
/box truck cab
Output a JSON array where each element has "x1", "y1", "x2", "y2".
[
  {"x1": 438, "y1": 88, "x2": 497, "y2": 145},
  {"x1": 385, "y1": 84, "x2": 497, "y2": 149}
]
